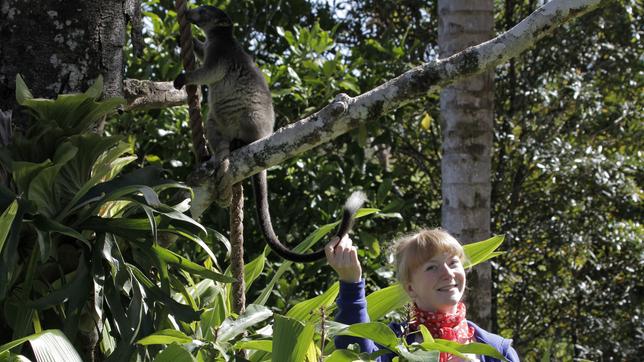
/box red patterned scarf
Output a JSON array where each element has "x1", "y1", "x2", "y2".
[{"x1": 410, "y1": 302, "x2": 475, "y2": 361}]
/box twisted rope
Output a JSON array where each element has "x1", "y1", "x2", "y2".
[
  {"x1": 175, "y1": 0, "x2": 209, "y2": 163},
  {"x1": 230, "y1": 182, "x2": 246, "y2": 315}
]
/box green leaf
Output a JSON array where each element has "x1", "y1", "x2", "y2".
[
  {"x1": 430, "y1": 340, "x2": 508, "y2": 361},
  {"x1": 152, "y1": 244, "x2": 235, "y2": 283},
  {"x1": 15, "y1": 74, "x2": 34, "y2": 105},
  {"x1": 137, "y1": 329, "x2": 194, "y2": 346},
  {"x1": 217, "y1": 304, "x2": 273, "y2": 343},
  {"x1": 326, "y1": 349, "x2": 377, "y2": 362},
  {"x1": 12, "y1": 160, "x2": 52, "y2": 196},
  {"x1": 15, "y1": 75, "x2": 123, "y2": 132},
  {"x1": 272, "y1": 315, "x2": 315, "y2": 362},
  {"x1": 84, "y1": 75, "x2": 104, "y2": 100},
  {"x1": 339, "y1": 80, "x2": 360, "y2": 94},
  {"x1": 366, "y1": 283, "x2": 409, "y2": 321},
  {"x1": 397, "y1": 345, "x2": 439, "y2": 362},
  {"x1": 200, "y1": 303, "x2": 226, "y2": 340},
  {"x1": 28, "y1": 257, "x2": 89, "y2": 310},
  {"x1": 128, "y1": 264, "x2": 202, "y2": 322},
  {"x1": 73, "y1": 166, "x2": 171, "y2": 213},
  {"x1": 0, "y1": 330, "x2": 82, "y2": 362},
  {"x1": 234, "y1": 340, "x2": 272, "y2": 353},
  {"x1": 152, "y1": 343, "x2": 197, "y2": 362},
  {"x1": 323, "y1": 60, "x2": 336, "y2": 77},
  {"x1": 32, "y1": 214, "x2": 90, "y2": 246},
  {"x1": 337, "y1": 322, "x2": 399, "y2": 351},
  {"x1": 244, "y1": 252, "x2": 266, "y2": 291},
  {"x1": 416, "y1": 325, "x2": 433, "y2": 345},
  {"x1": 421, "y1": 342, "x2": 467, "y2": 360},
  {"x1": 420, "y1": 112, "x2": 432, "y2": 130},
  {"x1": 463, "y1": 235, "x2": 505, "y2": 269},
  {"x1": 0, "y1": 200, "x2": 18, "y2": 254},
  {"x1": 286, "y1": 281, "x2": 339, "y2": 322},
  {"x1": 59, "y1": 136, "x2": 132, "y2": 217},
  {"x1": 27, "y1": 162, "x2": 66, "y2": 217}
]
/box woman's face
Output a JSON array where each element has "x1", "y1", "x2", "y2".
[{"x1": 405, "y1": 252, "x2": 466, "y2": 313}]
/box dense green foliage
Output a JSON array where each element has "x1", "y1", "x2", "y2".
[
  {"x1": 113, "y1": 0, "x2": 641, "y2": 360},
  {"x1": 0, "y1": 0, "x2": 640, "y2": 361}
]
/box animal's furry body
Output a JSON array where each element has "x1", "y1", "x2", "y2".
[{"x1": 174, "y1": 6, "x2": 364, "y2": 262}]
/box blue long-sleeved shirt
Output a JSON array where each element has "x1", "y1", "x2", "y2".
[{"x1": 334, "y1": 279, "x2": 520, "y2": 362}]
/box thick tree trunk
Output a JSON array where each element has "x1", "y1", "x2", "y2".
[
  {"x1": 438, "y1": 0, "x2": 494, "y2": 330},
  {"x1": 0, "y1": 0, "x2": 126, "y2": 125}
]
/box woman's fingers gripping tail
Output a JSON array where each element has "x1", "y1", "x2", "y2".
[{"x1": 325, "y1": 235, "x2": 362, "y2": 283}]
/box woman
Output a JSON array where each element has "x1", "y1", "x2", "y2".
[{"x1": 325, "y1": 228, "x2": 519, "y2": 362}]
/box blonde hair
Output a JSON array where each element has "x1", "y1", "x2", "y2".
[{"x1": 393, "y1": 228, "x2": 465, "y2": 286}]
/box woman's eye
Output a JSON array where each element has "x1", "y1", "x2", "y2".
[{"x1": 425, "y1": 265, "x2": 436, "y2": 271}]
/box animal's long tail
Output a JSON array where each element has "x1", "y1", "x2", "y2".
[{"x1": 253, "y1": 170, "x2": 366, "y2": 262}]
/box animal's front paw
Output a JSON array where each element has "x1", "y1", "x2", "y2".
[{"x1": 173, "y1": 73, "x2": 186, "y2": 89}]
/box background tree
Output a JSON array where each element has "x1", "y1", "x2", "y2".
[{"x1": 438, "y1": 0, "x2": 495, "y2": 329}]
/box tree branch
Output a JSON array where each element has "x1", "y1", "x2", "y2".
[
  {"x1": 123, "y1": 79, "x2": 188, "y2": 111},
  {"x1": 179, "y1": 0, "x2": 606, "y2": 217}
]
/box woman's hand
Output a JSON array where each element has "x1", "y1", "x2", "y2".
[{"x1": 325, "y1": 235, "x2": 362, "y2": 283}]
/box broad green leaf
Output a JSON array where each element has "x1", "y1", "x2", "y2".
[
  {"x1": 152, "y1": 245, "x2": 235, "y2": 283},
  {"x1": 326, "y1": 349, "x2": 375, "y2": 362},
  {"x1": 463, "y1": 235, "x2": 505, "y2": 269},
  {"x1": 366, "y1": 283, "x2": 409, "y2": 321},
  {"x1": 28, "y1": 162, "x2": 66, "y2": 217},
  {"x1": 0, "y1": 200, "x2": 18, "y2": 254},
  {"x1": 12, "y1": 160, "x2": 52, "y2": 196},
  {"x1": 235, "y1": 340, "x2": 272, "y2": 353},
  {"x1": 32, "y1": 214, "x2": 89, "y2": 246},
  {"x1": 397, "y1": 344, "x2": 439, "y2": 362},
  {"x1": 217, "y1": 304, "x2": 273, "y2": 343},
  {"x1": 81, "y1": 216, "x2": 155, "y2": 240},
  {"x1": 272, "y1": 315, "x2": 315, "y2": 362},
  {"x1": 337, "y1": 322, "x2": 399, "y2": 351},
  {"x1": 73, "y1": 166, "x2": 171, "y2": 214},
  {"x1": 59, "y1": 136, "x2": 132, "y2": 217},
  {"x1": 137, "y1": 329, "x2": 193, "y2": 345},
  {"x1": 286, "y1": 282, "x2": 339, "y2": 322},
  {"x1": 16, "y1": 75, "x2": 122, "y2": 132},
  {"x1": 52, "y1": 141, "x2": 78, "y2": 165},
  {"x1": 431, "y1": 340, "x2": 508, "y2": 361},
  {"x1": 244, "y1": 252, "x2": 266, "y2": 292},
  {"x1": 152, "y1": 343, "x2": 197, "y2": 362},
  {"x1": 417, "y1": 343, "x2": 470, "y2": 361},
  {"x1": 0, "y1": 329, "x2": 82, "y2": 362}
]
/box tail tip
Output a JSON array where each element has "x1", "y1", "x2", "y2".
[{"x1": 344, "y1": 191, "x2": 367, "y2": 213}]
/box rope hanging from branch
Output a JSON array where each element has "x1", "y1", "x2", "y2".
[
  {"x1": 174, "y1": 0, "x2": 245, "y2": 315},
  {"x1": 174, "y1": 0, "x2": 209, "y2": 163}
]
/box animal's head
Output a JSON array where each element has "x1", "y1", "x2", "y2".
[{"x1": 186, "y1": 6, "x2": 233, "y2": 32}]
